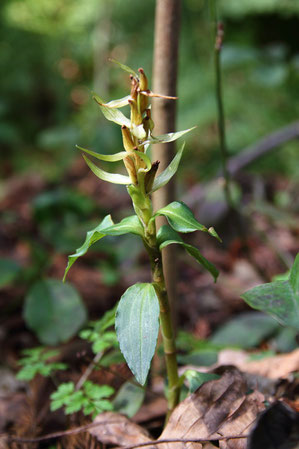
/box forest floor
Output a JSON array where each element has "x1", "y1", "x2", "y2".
[{"x1": 1, "y1": 157, "x2": 299, "y2": 449}]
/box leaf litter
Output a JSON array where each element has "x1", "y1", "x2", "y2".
[{"x1": 89, "y1": 367, "x2": 265, "y2": 449}]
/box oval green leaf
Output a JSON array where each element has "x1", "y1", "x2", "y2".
[
  {"x1": 24, "y1": 279, "x2": 87, "y2": 345},
  {"x1": 83, "y1": 155, "x2": 131, "y2": 185},
  {"x1": 153, "y1": 201, "x2": 220, "y2": 242},
  {"x1": 115, "y1": 283, "x2": 160, "y2": 385}
]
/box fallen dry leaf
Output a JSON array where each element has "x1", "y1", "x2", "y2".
[
  {"x1": 89, "y1": 368, "x2": 264, "y2": 449},
  {"x1": 183, "y1": 348, "x2": 299, "y2": 381},
  {"x1": 89, "y1": 411, "x2": 154, "y2": 448},
  {"x1": 159, "y1": 367, "x2": 264, "y2": 449},
  {"x1": 240, "y1": 349, "x2": 299, "y2": 379}
]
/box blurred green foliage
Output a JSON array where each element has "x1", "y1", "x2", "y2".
[{"x1": 0, "y1": 0, "x2": 298, "y2": 182}]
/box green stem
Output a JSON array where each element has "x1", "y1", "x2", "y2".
[
  {"x1": 146, "y1": 239, "x2": 180, "y2": 419},
  {"x1": 212, "y1": 1, "x2": 234, "y2": 209},
  {"x1": 130, "y1": 187, "x2": 180, "y2": 419}
]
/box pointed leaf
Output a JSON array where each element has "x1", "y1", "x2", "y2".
[
  {"x1": 83, "y1": 155, "x2": 131, "y2": 185},
  {"x1": 144, "y1": 127, "x2": 196, "y2": 145},
  {"x1": 109, "y1": 59, "x2": 138, "y2": 77},
  {"x1": 150, "y1": 143, "x2": 184, "y2": 193},
  {"x1": 153, "y1": 201, "x2": 220, "y2": 241},
  {"x1": 93, "y1": 94, "x2": 131, "y2": 127},
  {"x1": 97, "y1": 95, "x2": 131, "y2": 109},
  {"x1": 157, "y1": 225, "x2": 219, "y2": 282},
  {"x1": 77, "y1": 146, "x2": 127, "y2": 162},
  {"x1": 99, "y1": 215, "x2": 144, "y2": 238},
  {"x1": 115, "y1": 283, "x2": 160, "y2": 385},
  {"x1": 64, "y1": 214, "x2": 113, "y2": 280},
  {"x1": 64, "y1": 215, "x2": 143, "y2": 280}
]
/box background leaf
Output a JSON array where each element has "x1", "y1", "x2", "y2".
[
  {"x1": 24, "y1": 279, "x2": 87, "y2": 345},
  {"x1": 113, "y1": 380, "x2": 145, "y2": 417},
  {"x1": 115, "y1": 283, "x2": 160, "y2": 385},
  {"x1": 0, "y1": 258, "x2": 21, "y2": 288},
  {"x1": 241, "y1": 255, "x2": 299, "y2": 330},
  {"x1": 210, "y1": 312, "x2": 280, "y2": 348}
]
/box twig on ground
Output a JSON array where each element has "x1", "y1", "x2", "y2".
[{"x1": 3, "y1": 422, "x2": 248, "y2": 446}]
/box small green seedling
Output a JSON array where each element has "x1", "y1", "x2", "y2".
[
  {"x1": 50, "y1": 381, "x2": 114, "y2": 419},
  {"x1": 17, "y1": 347, "x2": 67, "y2": 381},
  {"x1": 63, "y1": 62, "x2": 220, "y2": 416}
]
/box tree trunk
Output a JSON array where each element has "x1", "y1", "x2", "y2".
[{"x1": 152, "y1": 0, "x2": 181, "y2": 326}]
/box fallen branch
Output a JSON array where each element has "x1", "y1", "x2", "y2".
[
  {"x1": 227, "y1": 120, "x2": 299, "y2": 176},
  {"x1": 3, "y1": 424, "x2": 248, "y2": 447}
]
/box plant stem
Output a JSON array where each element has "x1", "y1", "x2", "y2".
[
  {"x1": 145, "y1": 237, "x2": 180, "y2": 419},
  {"x1": 130, "y1": 188, "x2": 180, "y2": 418},
  {"x1": 212, "y1": 1, "x2": 234, "y2": 210}
]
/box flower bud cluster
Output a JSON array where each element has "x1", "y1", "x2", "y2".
[{"x1": 121, "y1": 69, "x2": 156, "y2": 189}]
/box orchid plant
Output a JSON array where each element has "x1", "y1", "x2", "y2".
[{"x1": 64, "y1": 61, "x2": 220, "y2": 415}]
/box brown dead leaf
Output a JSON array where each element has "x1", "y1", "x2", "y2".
[
  {"x1": 89, "y1": 411, "x2": 155, "y2": 448},
  {"x1": 159, "y1": 367, "x2": 264, "y2": 449},
  {"x1": 89, "y1": 369, "x2": 264, "y2": 449},
  {"x1": 240, "y1": 349, "x2": 299, "y2": 379}
]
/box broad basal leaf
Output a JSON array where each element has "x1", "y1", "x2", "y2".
[
  {"x1": 64, "y1": 215, "x2": 143, "y2": 280},
  {"x1": 144, "y1": 126, "x2": 196, "y2": 145},
  {"x1": 83, "y1": 155, "x2": 131, "y2": 185},
  {"x1": 24, "y1": 279, "x2": 87, "y2": 345},
  {"x1": 77, "y1": 146, "x2": 127, "y2": 162},
  {"x1": 150, "y1": 143, "x2": 185, "y2": 193},
  {"x1": 153, "y1": 201, "x2": 221, "y2": 241},
  {"x1": 241, "y1": 253, "x2": 299, "y2": 330},
  {"x1": 115, "y1": 283, "x2": 160, "y2": 385},
  {"x1": 93, "y1": 94, "x2": 131, "y2": 127},
  {"x1": 157, "y1": 225, "x2": 219, "y2": 282}
]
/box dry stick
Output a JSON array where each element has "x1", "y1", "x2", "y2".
[
  {"x1": 183, "y1": 120, "x2": 299, "y2": 209},
  {"x1": 5, "y1": 424, "x2": 248, "y2": 446},
  {"x1": 152, "y1": 0, "x2": 181, "y2": 324},
  {"x1": 226, "y1": 120, "x2": 299, "y2": 176},
  {"x1": 212, "y1": 5, "x2": 234, "y2": 210},
  {"x1": 75, "y1": 351, "x2": 103, "y2": 391}
]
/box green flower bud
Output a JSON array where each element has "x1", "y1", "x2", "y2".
[
  {"x1": 121, "y1": 125, "x2": 135, "y2": 152},
  {"x1": 123, "y1": 155, "x2": 138, "y2": 185}
]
